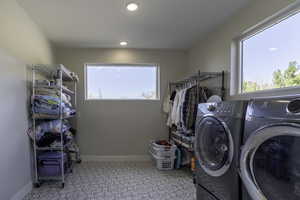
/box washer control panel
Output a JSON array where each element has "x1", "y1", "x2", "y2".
[{"x1": 216, "y1": 103, "x2": 234, "y2": 114}]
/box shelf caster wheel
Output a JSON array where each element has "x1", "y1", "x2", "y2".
[
  {"x1": 76, "y1": 159, "x2": 82, "y2": 164},
  {"x1": 61, "y1": 183, "x2": 65, "y2": 189},
  {"x1": 34, "y1": 182, "x2": 40, "y2": 188}
]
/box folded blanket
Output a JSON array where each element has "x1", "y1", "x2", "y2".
[
  {"x1": 35, "y1": 88, "x2": 59, "y2": 97},
  {"x1": 34, "y1": 95, "x2": 60, "y2": 105},
  {"x1": 34, "y1": 90, "x2": 72, "y2": 106},
  {"x1": 33, "y1": 95, "x2": 75, "y2": 116},
  {"x1": 33, "y1": 112, "x2": 76, "y2": 119}
]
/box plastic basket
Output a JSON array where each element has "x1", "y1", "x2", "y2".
[
  {"x1": 149, "y1": 141, "x2": 177, "y2": 159},
  {"x1": 150, "y1": 151, "x2": 175, "y2": 170}
]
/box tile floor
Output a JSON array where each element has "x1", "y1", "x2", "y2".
[{"x1": 23, "y1": 161, "x2": 196, "y2": 200}]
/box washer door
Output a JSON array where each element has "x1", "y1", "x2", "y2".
[
  {"x1": 195, "y1": 116, "x2": 234, "y2": 177},
  {"x1": 240, "y1": 124, "x2": 300, "y2": 200}
]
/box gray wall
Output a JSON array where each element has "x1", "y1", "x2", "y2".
[
  {"x1": 55, "y1": 48, "x2": 187, "y2": 156},
  {"x1": 0, "y1": 0, "x2": 53, "y2": 199},
  {"x1": 188, "y1": 0, "x2": 294, "y2": 99},
  {"x1": 0, "y1": 49, "x2": 30, "y2": 200}
]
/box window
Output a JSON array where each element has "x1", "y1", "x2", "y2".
[
  {"x1": 234, "y1": 4, "x2": 300, "y2": 95},
  {"x1": 85, "y1": 64, "x2": 159, "y2": 100}
]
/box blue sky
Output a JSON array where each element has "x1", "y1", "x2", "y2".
[
  {"x1": 87, "y1": 66, "x2": 157, "y2": 99},
  {"x1": 243, "y1": 11, "x2": 300, "y2": 85}
]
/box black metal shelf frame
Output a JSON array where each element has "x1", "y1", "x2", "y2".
[{"x1": 168, "y1": 70, "x2": 226, "y2": 150}]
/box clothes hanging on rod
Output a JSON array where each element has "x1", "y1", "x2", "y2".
[
  {"x1": 174, "y1": 88, "x2": 186, "y2": 126},
  {"x1": 167, "y1": 71, "x2": 225, "y2": 157},
  {"x1": 166, "y1": 85, "x2": 211, "y2": 135}
]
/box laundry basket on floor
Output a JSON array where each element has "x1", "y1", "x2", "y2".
[
  {"x1": 149, "y1": 140, "x2": 177, "y2": 170},
  {"x1": 149, "y1": 140, "x2": 177, "y2": 158}
]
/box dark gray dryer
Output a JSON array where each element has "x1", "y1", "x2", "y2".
[
  {"x1": 194, "y1": 101, "x2": 247, "y2": 200},
  {"x1": 240, "y1": 97, "x2": 300, "y2": 200}
]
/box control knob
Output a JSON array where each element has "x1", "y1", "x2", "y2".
[{"x1": 207, "y1": 105, "x2": 216, "y2": 112}]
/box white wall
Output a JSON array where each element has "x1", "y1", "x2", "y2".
[
  {"x1": 188, "y1": 0, "x2": 295, "y2": 99},
  {"x1": 0, "y1": 0, "x2": 53, "y2": 199},
  {"x1": 55, "y1": 47, "x2": 187, "y2": 157}
]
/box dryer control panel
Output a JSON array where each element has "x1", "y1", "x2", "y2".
[{"x1": 197, "y1": 101, "x2": 246, "y2": 118}]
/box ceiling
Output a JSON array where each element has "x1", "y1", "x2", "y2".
[{"x1": 18, "y1": 0, "x2": 250, "y2": 49}]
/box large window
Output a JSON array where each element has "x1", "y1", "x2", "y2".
[
  {"x1": 237, "y1": 7, "x2": 300, "y2": 94},
  {"x1": 85, "y1": 64, "x2": 159, "y2": 100}
]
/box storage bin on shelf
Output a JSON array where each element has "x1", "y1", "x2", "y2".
[
  {"x1": 38, "y1": 152, "x2": 68, "y2": 177},
  {"x1": 149, "y1": 140, "x2": 177, "y2": 170}
]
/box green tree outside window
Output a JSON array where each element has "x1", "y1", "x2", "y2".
[{"x1": 243, "y1": 61, "x2": 300, "y2": 93}]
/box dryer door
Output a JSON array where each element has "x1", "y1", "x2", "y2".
[
  {"x1": 240, "y1": 124, "x2": 300, "y2": 200},
  {"x1": 195, "y1": 116, "x2": 234, "y2": 177}
]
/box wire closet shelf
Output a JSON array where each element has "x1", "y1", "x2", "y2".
[
  {"x1": 31, "y1": 64, "x2": 79, "y2": 188},
  {"x1": 168, "y1": 70, "x2": 226, "y2": 151},
  {"x1": 168, "y1": 71, "x2": 225, "y2": 99}
]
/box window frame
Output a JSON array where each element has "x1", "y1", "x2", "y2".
[
  {"x1": 84, "y1": 63, "x2": 161, "y2": 101},
  {"x1": 231, "y1": 2, "x2": 300, "y2": 98}
]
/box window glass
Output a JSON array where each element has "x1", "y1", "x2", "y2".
[
  {"x1": 86, "y1": 65, "x2": 159, "y2": 100},
  {"x1": 241, "y1": 12, "x2": 300, "y2": 93}
]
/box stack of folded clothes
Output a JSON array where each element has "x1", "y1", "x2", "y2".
[
  {"x1": 33, "y1": 88, "x2": 75, "y2": 118},
  {"x1": 27, "y1": 120, "x2": 73, "y2": 147}
]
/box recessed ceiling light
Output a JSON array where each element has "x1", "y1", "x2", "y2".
[
  {"x1": 126, "y1": 3, "x2": 139, "y2": 11},
  {"x1": 269, "y1": 47, "x2": 278, "y2": 52},
  {"x1": 120, "y1": 41, "x2": 128, "y2": 46}
]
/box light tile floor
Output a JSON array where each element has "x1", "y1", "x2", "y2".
[{"x1": 23, "y1": 161, "x2": 196, "y2": 200}]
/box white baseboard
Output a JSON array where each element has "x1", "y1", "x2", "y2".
[
  {"x1": 82, "y1": 155, "x2": 151, "y2": 162},
  {"x1": 11, "y1": 181, "x2": 32, "y2": 200}
]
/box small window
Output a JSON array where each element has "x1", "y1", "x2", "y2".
[
  {"x1": 85, "y1": 64, "x2": 159, "y2": 100},
  {"x1": 235, "y1": 7, "x2": 300, "y2": 94}
]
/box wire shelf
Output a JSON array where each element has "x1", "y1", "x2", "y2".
[
  {"x1": 31, "y1": 64, "x2": 79, "y2": 188},
  {"x1": 32, "y1": 64, "x2": 78, "y2": 82}
]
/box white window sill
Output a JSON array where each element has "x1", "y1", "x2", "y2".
[
  {"x1": 229, "y1": 86, "x2": 300, "y2": 100},
  {"x1": 84, "y1": 98, "x2": 161, "y2": 102}
]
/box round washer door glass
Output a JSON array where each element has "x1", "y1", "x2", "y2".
[
  {"x1": 240, "y1": 124, "x2": 300, "y2": 200},
  {"x1": 195, "y1": 116, "x2": 234, "y2": 177},
  {"x1": 254, "y1": 135, "x2": 300, "y2": 200}
]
